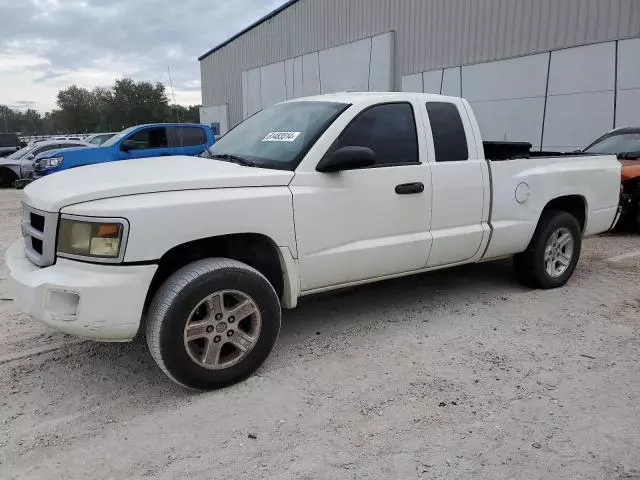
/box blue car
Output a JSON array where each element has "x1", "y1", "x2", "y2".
[{"x1": 33, "y1": 123, "x2": 215, "y2": 177}]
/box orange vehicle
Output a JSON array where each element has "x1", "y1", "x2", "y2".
[{"x1": 584, "y1": 128, "x2": 640, "y2": 230}]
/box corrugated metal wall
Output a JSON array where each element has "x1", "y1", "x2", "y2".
[{"x1": 200, "y1": 0, "x2": 640, "y2": 127}]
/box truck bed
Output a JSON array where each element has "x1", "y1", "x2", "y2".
[
  {"x1": 482, "y1": 152, "x2": 621, "y2": 260},
  {"x1": 483, "y1": 141, "x2": 595, "y2": 161}
]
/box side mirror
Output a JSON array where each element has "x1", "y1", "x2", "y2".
[
  {"x1": 316, "y1": 146, "x2": 377, "y2": 173},
  {"x1": 26, "y1": 153, "x2": 35, "y2": 160},
  {"x1": 121, "y1": 140, "x2": 137, "y2": 152}
]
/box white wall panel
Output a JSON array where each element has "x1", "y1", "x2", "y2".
[
  {"x1": 548, "y1": 42, "x2": 615, "y2": 95},
  {"x1": 543, "y1": 91, "x2": 615, "y2": 150},
  {"x1": 260, "y1": 61, "x2": 287, "y2": 108},
  {"x1": 246, "y1": 67, "x2": 262, "y2": 117},
  {"x1": 617, "y1": 38, "x2": 640, "y2": 90},
  {"x1": 199, "y1": 104, "x2": 229, "y2": 135},
  {"x1": 319, "y1": 38, "x2": 371, "y2": 93},
  {"x1": 441, "y1": 67, "x2": 461, "y2": 97},
  {"x1": 462, "y1": 53, "x2": 549, "y2": 101},
  {"x1": 201, "y1": 0, "x2": 640, "y2": 128},
  {"x1": 422, "y1": 69, "x2": 443, "y2": 94},
  {"x1": 616, "y1": 89, "x2": 640, "y2": 128},
  {"x1": 369, "y1": 32, "x2": 394, "y2": 91},
  {"x1": 302, "y1": 52, "x2": 320, "y2": 96},
  {"x1": 241, "y1": 70, "x2": 249, "y2": 119},
  {"x1": 471, "y1": 98, "x2": 545, "y2": 148},
  {"x1": 285, "y1": 58, "x2": 295, "y2": 99},
  {"x1": 401, "y1": 73, "x2": 422, "y2": 92},
  {"x1": 293, "y1": 56, "x2": 304, "y2": 98}
]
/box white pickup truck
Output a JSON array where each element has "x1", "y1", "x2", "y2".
[{"x1": 6, "y1": 92, "x2": 621, "y2": 390}]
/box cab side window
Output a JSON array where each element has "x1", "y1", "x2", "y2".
[
  {"x1": 334, "y1": 103, "x2": 419, "y2": 166},
  {"x1": 127, "y1": 127, "x2": 168, "y2": 149},
  {"x1": 425, "y1": 102, "x2": 469, "y2": 162}
]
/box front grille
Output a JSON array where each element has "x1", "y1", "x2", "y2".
[
  {"x1": 30, "y1": 212, "x2": 45, "y2": 232},
  {"x1": 31, "y1": 237, "x2": 43, "y2": 254},
  {"x1": 22, "y1": 203, "x2": 57, "y2": 267}
]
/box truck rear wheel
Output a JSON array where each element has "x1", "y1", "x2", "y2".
[
  {"x1": 513, "y1": 210, "x2": 582, "y2": 289},
  {"x1": 146, "y1": 258, "x2": 281, "y2": 390}
]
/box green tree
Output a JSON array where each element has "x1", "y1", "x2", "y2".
[
  {"x1": 0, "y1": 105, "x2": 47, "y2": 135},
  {"x1": 55, "y1": 85, "x2": 100, "y2": 133},
  {"x1": 3, "y1": 77, "x2": 201, "y2": 137},
  {"x1": 93, "y1": 87, "x2": 115, "y2": 131},
  {"x1": 110, "y1": 78, "x2": 171, "y2": 128},
  {"x1": 168, "y1": 104, "x2": 200, "y2": 123}
]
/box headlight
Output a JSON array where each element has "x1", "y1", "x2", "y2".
[
  {"x1": 57, "y1": 216, "x2": 129, "y2": 262},
  {"x1": 42, "y1": 157, "x2": 63, "y2": 168}
]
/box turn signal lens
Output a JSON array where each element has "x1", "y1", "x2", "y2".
[{"x1": 97, "y1": 224, "x2": 120, "y2": 237}]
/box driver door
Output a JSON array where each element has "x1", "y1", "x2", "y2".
[{"x1": 290, "y1": 101, "x2": 433, "y2": 292}]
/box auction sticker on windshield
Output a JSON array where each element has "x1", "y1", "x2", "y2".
[{"x1": 262, "y1": 132, "x2": 301, "y2": 142}]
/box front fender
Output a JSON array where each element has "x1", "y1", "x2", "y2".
[{"x1": 59, "y1": 187, "x2": 298, "y2": 262}]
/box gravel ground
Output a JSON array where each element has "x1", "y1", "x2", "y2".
[{"x1": 0, "y1": 188, "x2": 639, "y2": 480}]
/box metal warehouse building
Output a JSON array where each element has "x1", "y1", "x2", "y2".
[{"x1": 199, "y1": 0, "x2": 640, "y2": 150}]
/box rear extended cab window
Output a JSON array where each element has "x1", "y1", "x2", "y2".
[{"x1": 425, "y1": 102, "x2": 469, "y2": 162}]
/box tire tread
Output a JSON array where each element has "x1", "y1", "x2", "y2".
[
  {"x1": 513, "y1": 210, "x2": 582, "y2": 289},
  {"x1": 146, "y1": 258, "x2": 277, "y2": 390}
]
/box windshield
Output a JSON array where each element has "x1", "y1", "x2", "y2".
[
  {"x1": 101, "y1": 126, "x2": 136, "y2": 148},
  {"x1": 207, "y1": 101, "x2": 349, "y2": 170},
  {"x1": 584, "y1": 132, "x2": 640, "y2": 155},
  {"x1": 90, "y1": 134, "x2": 114, "y2": 145},
  {"x1": 6, "y1": 144, "x2": 37, "y2": 160}
]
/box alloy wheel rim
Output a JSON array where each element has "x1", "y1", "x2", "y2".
[
  {"x1": 543, "y1": 227, "x2": 574, "y2": 278},
  {"x1": 183, "y1": 290, "x2": 261, "y2": 370}
]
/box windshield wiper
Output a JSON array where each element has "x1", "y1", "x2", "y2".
[{"x1": 209, "y1": 153, "x2": 256, "y2": 167}]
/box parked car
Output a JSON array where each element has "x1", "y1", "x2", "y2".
[
  {"x1": 84, "y1": 132, "x2": 117, "y2": 146},
  {"x1": 0, "y1": 132, "x2": 21, "y2": 158},
  {"x1": 0, "y1": 140, "x2": 92, "y2": 187},
  {"x1": 583, "y1": 127, "x2": 640, "y2": 229},
  {"x1": 6, "y1": 92, "x2": 621, "y2": 390},
  {"x1": 52, "y1": 136, "x2": 84, "y2": 142},
  {"x1": 33, "y1": 123, "x2": 215, "y2": 177}
]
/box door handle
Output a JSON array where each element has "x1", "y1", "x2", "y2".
[
  {"x1": 159, "y1": 153, "x2": 171, "y2": 156},
  {"x1": 395, "y1": 182, "x2": 424, "y2": 195}
]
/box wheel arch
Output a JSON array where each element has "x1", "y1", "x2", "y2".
[
  {"x1": 143, "y1": 232, "x2": 298, "y2": 312},
  {"x1": 540, "y1": 194, "x2": 588, "y2": 233},
  {"x1": 0, "y1": 166, "x2": 19, "y2": 187}
]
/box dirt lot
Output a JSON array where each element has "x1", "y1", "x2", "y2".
[{"x1": 0, "y1": 188, "x2": 639, "y2": 480}]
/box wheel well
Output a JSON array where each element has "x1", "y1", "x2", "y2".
[
  {"x1": 144, "y1": 233, "x2": 285, "y2": 310},
  {"x1": 0, "y1": 167, "x2": 18, "y2": 186},
  {"x1": 542, "y1": 195, "x2": 587, "y2": 232}
]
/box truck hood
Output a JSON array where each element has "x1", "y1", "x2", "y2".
[
  {"x1": 23, "y1": 156, "x2": 294, "y2": 212},
  {"x1": 35, "y1": 145, "x2": 97, "y2": 159}
]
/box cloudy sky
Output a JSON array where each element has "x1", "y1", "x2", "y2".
[{"x1": 0, "y1": 0, "x2": 286, "y2": 112}]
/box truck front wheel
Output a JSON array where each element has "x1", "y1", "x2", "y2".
[
  {"x1": 513, "y1": 210, "x2": 582, "y2": 289},
  {"x1": 146, "y1": 258, "x2": 281, "y2": 390}
]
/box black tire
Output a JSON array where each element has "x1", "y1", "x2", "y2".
[
  {"x1": 513, "y1": 210, "x2": 582, "y2": 289},
  {"x1": 146, "y1": 258, "x2": 281, "y2": 390}
]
